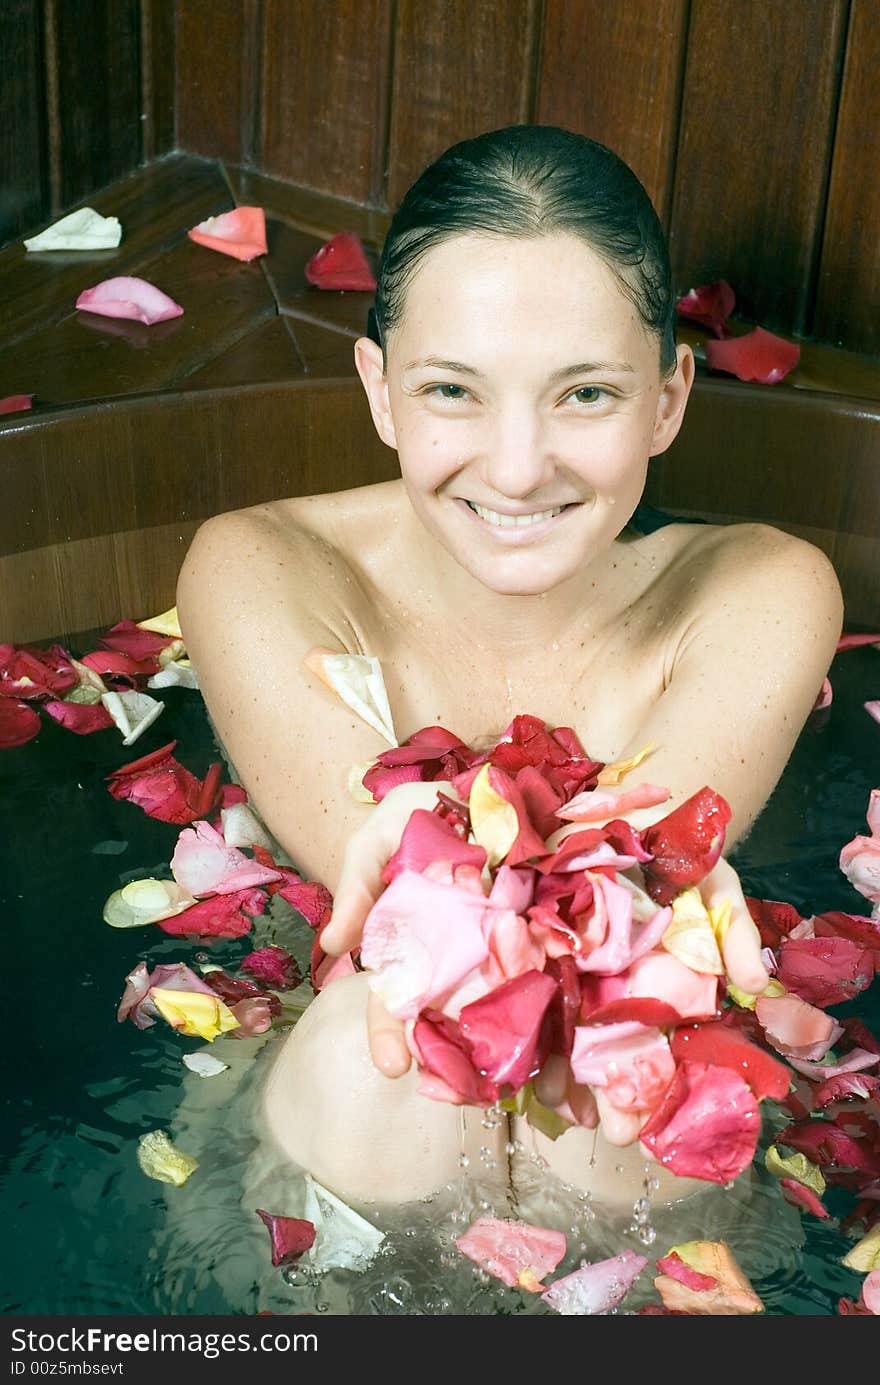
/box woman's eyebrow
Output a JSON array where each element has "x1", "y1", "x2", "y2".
[{"x1": 403, "y1": 357, "x2": 637, "y2": 380}]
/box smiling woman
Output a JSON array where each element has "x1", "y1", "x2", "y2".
[{"x1": 176, "y1": 126, "x2": 843, "y2": 1215}]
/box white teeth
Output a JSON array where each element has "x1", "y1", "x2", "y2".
[{"x1": 468, "y1": 502, "x2": 565, "y2": 527}]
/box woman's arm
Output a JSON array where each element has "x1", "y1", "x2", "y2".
[{"x1": 176, "y1": 506, "x2": 399, "y2": 889}]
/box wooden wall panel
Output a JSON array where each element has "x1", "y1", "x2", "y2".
[
  {"x1": 260, "y1": 0, "x2": 392, "y2": 204},
  {"x1": 536, "y1": 0, "x2": 687, "y2": 221},
  {"x1": 386, "y1": 0, "x2": 539, "y2": 208},
  {"x1": 52, "y1": 0, "x2": 144, "y2": 209},
  {"x1": 175, "y1": 0, "x2": 260, "y2": 162},
  {"x1": 668, "y1": 0, "x2": 846, "y2": 335},
  {"x1": 813, "y1": 0, "x2": 880, "y2": 357},
  {"x1": 0, "y1": 0, "x2": 47, "y2": 244},
  {"x1": 141, "y1": 0, "x2": 177, "y2": 161}
]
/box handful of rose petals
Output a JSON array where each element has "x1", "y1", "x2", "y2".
[{"x1": 354, "y1": 715, "x2": 791, "y2": 1185}]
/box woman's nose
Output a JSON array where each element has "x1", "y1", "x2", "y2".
[{"x1": 479, "y1": 409, "x2": 555, "y2": 501}]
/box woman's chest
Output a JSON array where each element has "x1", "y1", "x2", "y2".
[{"x1": 367, "y1": 605, "x2": 676, "y2": 764}]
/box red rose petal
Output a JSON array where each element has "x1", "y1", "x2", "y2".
[
  {"x1": 670, "y1": 1021, "x2": 792, "y2": 1101},
  {"x1": 675, "y1": 280, "x2": 735, "y2": 337},
  {"x1": 99, "y1": 620, "x2": 175, "y2": 660},
  {"x1": 655, "y1": 1252, "x2": 719, "y2": 1291},
  {"x1": 459, "y1": 969, "x2": 557, "y2": 1091},
  {"x1": 44, "y1": 699, "x2": 114, "y2": 734},
  {"x1": 0, "y1": 698, "x2": 41, "y2": 748},
  {"x1": 638, "y1": 1060, "x2": 760, "y2": 1183},
  {"x1": 775, "y1": 935, "x2": 874, "y2": 1008},
  {"x1": 0, "y1": 394, "x2": 34, "y2": 414},
  {"x1": 255, "y1": 1209, "x2": 316, "y2": 1266},
  {"x1": 304, "y1": 232, "x2": 376, "y2": 291},
  {"x1": 705, "y1": 327, "x2": 800, "y2": 385},
  {"x1": 641, "y1": 788, "x2": 731, "y2": 905}
]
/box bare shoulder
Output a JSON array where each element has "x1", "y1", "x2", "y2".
[
  {"x1": 678, "y1": 520, "x2": 843, "y2": 637},
  {"x1": 610, "y1": 520, "x2": 844, "y2": 847}
]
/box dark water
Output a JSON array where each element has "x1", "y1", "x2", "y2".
[{"x1": 1, "y1": 644, "x2": 878, "y2": 1315}]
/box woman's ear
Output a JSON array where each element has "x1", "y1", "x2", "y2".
[
  {"x1": 354, "y1": 337, "x2": 398, "y2": 449},
  {"x1": 649, "y1": 342, "x2": 695, "y2": 457}
]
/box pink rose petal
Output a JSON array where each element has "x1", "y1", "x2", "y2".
[
  {"x1": 541, "y1": 1251, "x2": 648, "y2": 1314},
  {"x1": 76, "y1": 276, "x2": 184, "y2": 326},
  {"x1": 454, "y1": 1216, "x2": 566, "y2": 1289},
  {"x1": 188, "y1": 207, "x2": 267, "y2": 262},
  {"x1": 779, "y1": 1179, "x2": 829, "y2": 1218},
  {"x1": 755, "y1": 993, "x2": 837, "y2": 1057},
  {"x1": 569, "y1": 1022, "x2": 675, "y2": 1112},
  {"x1": 171, "y1": 820, "x2": 282, "y2": 896},
  {"x1": 361, "y1": 869, "x2": 491, "y2": 1020}
]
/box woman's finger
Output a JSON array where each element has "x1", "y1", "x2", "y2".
[
  {"x1": 594, "y1": 1088, "x2": 642, "y2": 1146},
  {"x1": 321, "y1": 780, "x2": 456, "y2": 956},
  {"x1": 700, "y1": 857, "x2": 769, "y2": 995},
  {"x1": 367, "y1": 987, "x2": 411, "y2": 1078},
  {"x1": 534, "y1": 1053, "x2": 569, "y2": 1108}
]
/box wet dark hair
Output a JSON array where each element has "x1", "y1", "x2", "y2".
[{"x1": 371, "y1": 124, "x2": 677, "y2": 377}]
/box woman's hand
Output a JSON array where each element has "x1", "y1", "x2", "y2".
[
  {"x1": 534, "y1": 852, "x2": 770, "y2": 1147},
  {"x1": 319, "y1": 780, "x2": 456, "y2": 1079}
]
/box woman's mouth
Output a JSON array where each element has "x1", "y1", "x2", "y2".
[
  {"x1": 467, "y1": 500, "x2": 565, "y2": 527},
  {"x1": 459, "y1": 498, "x2": 578, "y2": 538}
]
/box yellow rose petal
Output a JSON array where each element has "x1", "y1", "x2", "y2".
[
  {"x1": 726, "y1": 977, "x2": 786, "y2": 1011},
  {"x1": 518, "y1": 1268, "x2": 543, "y2": 1293},
  {"x1": 137, "y1": 1129, "x2": 199, "y2": 1186},
  {"x1": 596, "y1": 742, "x2": 656, "y2": 786},
  {"x1": 348, "y1": 762, "x2": 377, "y2": 804},
  {"x1": 841, "y1": 1223, "x2": 880, "y2": 1272},
  {"x1": 469, "y1": 763, "x2": 519, "y2": 868},
  {"x1": 137, "y1": 606, "x2": 182, "y2": 639},
  {"x1": 662, "y1": 888, "x2": 725, "y2": 974},
  {"x1": 658, "y1": 1240, "x2": 763, "y2": 1315},
  {"x1": 150, "y1": 988, "x2": 240, "y2": 1041},
  {"x1": 764, "y1": 1145, "x2": 826, "y2": 1197}
]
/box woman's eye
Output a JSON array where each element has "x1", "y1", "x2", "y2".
[
  {"x1": 567, "y1": 386, "x2": 605, "y2": 406},
  {"x1": 427, "y1": 383, "x2": 469, "y2": 400}
]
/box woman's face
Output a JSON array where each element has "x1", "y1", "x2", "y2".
[{"x1": 357, "y1": 231, "x2": 693, "y2": 597}]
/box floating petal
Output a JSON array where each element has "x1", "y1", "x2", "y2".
[
  {"x1": 101, "y1": 690, "x2": 164, "y2": 745},
  {"x1": 455, "y1": 1216, "x2": 566, "y2": 1289},
  {"x1": 150, "y1": 987, "x2": 240, "y2": 1041},
  {"x1": 183, "y1": 1052, "x2": 229, "y2": 1077},
  {"x1": 541, "y1": 1251, "x2": 647, "y2": 1314},
  {"x1": 103, "y1": 877, "x2": 195, "y2": 928},
  {"x1": 302, "y1": 1175, "x2": 385, "y2": 1271},
  {"x1": 137, "y1": 1130, "x2": 198, "y2": 1186}
]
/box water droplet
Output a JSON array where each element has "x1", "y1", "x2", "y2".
[
  {"x1": 458, "y1": 1154, "x2": 470, "y2": 1169},
  {"x1": 638, "y1": 1226, "x2": 656, "y2": 1246}
]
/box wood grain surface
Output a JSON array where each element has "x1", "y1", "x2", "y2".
[
  {"x1": 812, "y1": 0, "x2": 880, "y2": 356},
  {"x1": 537, "y1": 0, "x2": 688, "y2": 220}
]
